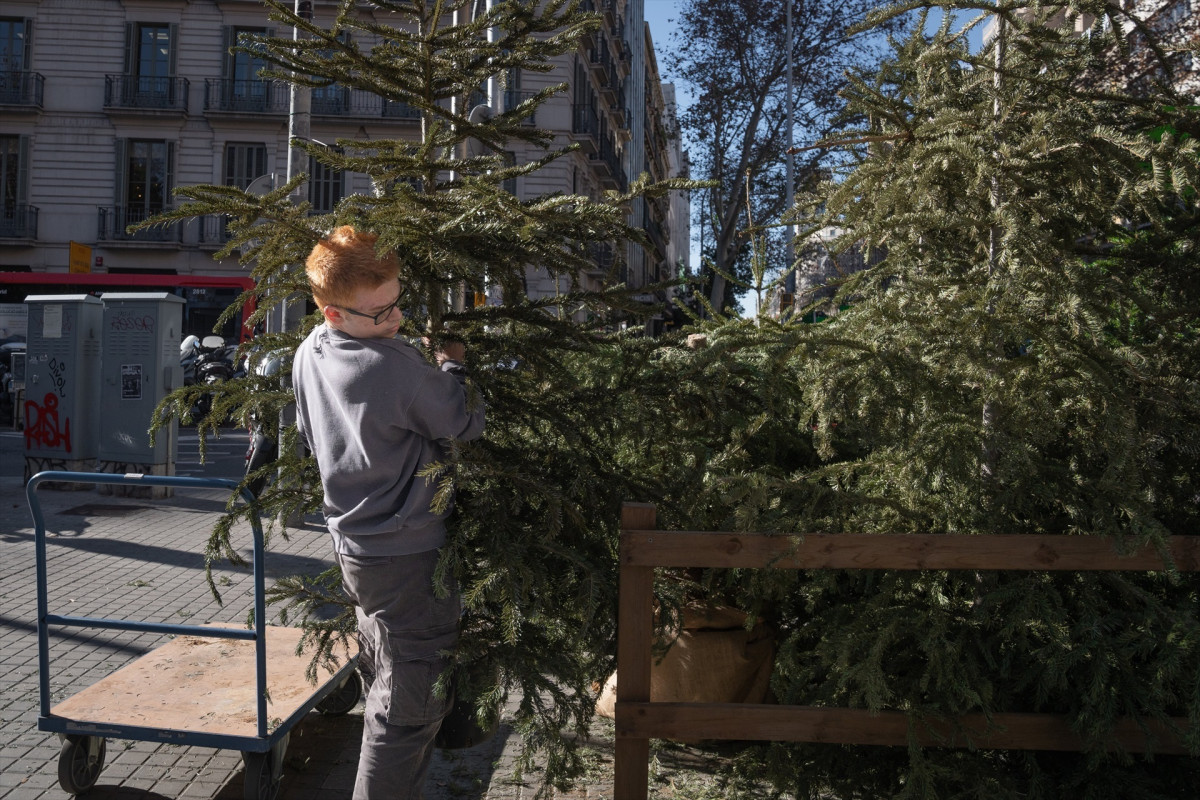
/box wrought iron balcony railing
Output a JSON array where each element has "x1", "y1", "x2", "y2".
[
  {"x1": 382, "y1": 99, "x2": 422, "y2": 120},
  {"x1": 97, "y1": 206, "x2": 182, "y2": 243},
  {"x1": 197, "y1": 214, "x2": 231, "y2": 247},
  {"x1": 572, "y1": 103, "x2": 599, "y2": 137},
  {"x1": 0, "y1": 71, "x2": 45, "y2": 108},
  {"x1": 0, "y1": 204, "x2": 38, "y2": 239},
  {"x1": 587, "y1": 241, "x2": 615, "y2": 275},
  {"x1": 589, "y1": 136, "x2": 628, "y2": 193},
  {"x1": 503, "y1": 90, "x2": 537, "y2": 126},
  {"x1": 203, "y1": 79, "x2": 289, "y2": 113},
  {"x1": 105, "y1": 75, "x2": 190, "y2": 111}
]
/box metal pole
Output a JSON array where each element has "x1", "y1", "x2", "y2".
[
  {"x1": 784, "y1": 0, "x2": 796, "y2": 299},
  {"x1": 283, "y1": 0, "x2": 313, "y2": 336},
  {"x1": 276, "y1": 0, "x2": 312, "y2": 530}
]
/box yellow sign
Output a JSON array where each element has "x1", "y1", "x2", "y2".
[{"x1": 69, "y1": 241, "x2": 92, "y2": 274}]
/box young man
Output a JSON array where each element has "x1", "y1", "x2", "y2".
[{"x1": 292, "y1": 226, "x2": 485, "y2": 799}]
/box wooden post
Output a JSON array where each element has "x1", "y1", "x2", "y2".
[{"x1": 615, "y1": 502, "x2": 656, "y2": 800}]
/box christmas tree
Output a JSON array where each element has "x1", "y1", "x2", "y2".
[
  {"x1": 671, "y1": 2, "x2": 1200, "y2": 797},
  {"x1": 148, "y1": 0, "x2": 694, "y2": 789}
]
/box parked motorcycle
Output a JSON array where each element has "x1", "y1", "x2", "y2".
[
  {"x1": 244, "y1": 349, "x2": 287, "y2": 497},
  {"x1": 179, "y1": 335, "x2": 200, "y2": 387},
  {"x1": 181, "y1": 335, "x2": 239, "y2": 420}
]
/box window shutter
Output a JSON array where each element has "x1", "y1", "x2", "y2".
[
  {"x1": 168, "y1": 23, "x2": 179, "y2": 77},
  {"x1": 22, "y1": 19, "x2": 33, "y2": 71},
  {"x1": 114, "y1": 138, "x2": 128, "y2": 208},
  {"x1": 123, "y1": 23, "x2": 136, "y2": 75},
  {"x1": 221, "y1": 26, "x2": 233, "y2": 78},
  {"x1": 17, "y1": 135, "x2": 31, "y2": 205},
  {"x1": 166, "y1": 141, "x2": 175, "y2": 202},
  {"x1": 262, "y1": 28, "x2": 276, "y2": 79}
]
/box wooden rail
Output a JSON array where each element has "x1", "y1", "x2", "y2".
[{"x1": 614, "y1": 502, "x2": 1200, "y2": 800}]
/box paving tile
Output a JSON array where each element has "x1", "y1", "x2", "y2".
[{"x1": 0, "y1": 431, "x2": 646, "y2": 800}]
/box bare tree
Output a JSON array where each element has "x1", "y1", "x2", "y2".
[{"x1": 666, "y1": 0, "x2": 904, "y2": 312}]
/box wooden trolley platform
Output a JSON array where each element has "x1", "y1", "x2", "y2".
[{"x1": 27, "y1": 471, "x2": 360, "y2": 800}]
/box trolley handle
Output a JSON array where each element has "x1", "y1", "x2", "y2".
[{"x1": 27, "y1": 471, "x2": 271, "y2": 739}]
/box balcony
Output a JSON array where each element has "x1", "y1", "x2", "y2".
[
  {"x1": 601, "y1": 0, "x2": 618, "y2": 25},
  {"x1": 586, "y1": 241, "x2": 614, "y2": 277},
  {"x1": 197, "y1": 215, "x2": 231, "y2": 249},
  {"x1": 0, "y1": 204, "x2": 38, "y2": 240},
  {"x1": 382, "y1": 99, "x2": 422, "y2": 120},
  {"x1": 105, "y1": 75, "x2": 190, "y2": 113},
  {"x1": 571, "y1": 103, "x2": 599, "y2": 153},
  {"x1": 311, "y1": 85, "x2": 351, "y2": 116},
  {"x1": 204, "y1": 79, "x2": 289, "y2": 114},
  {"x1": 0, "y1": 71, "x2": 45, "y2": 110},
  {"x1": 612, "y1": 102, "x2": 628, "y2": 130},
  {"x1": 588, "y1": 36, "x2": 611, "y2": 75},
  {"x1": 646, "y1": 217, "x2": 668, "y2": 260},
  {"x1": 589, "y1": 137, "x2": 627, "y2": 193},
  {"x1": 599, "y1": 64, "x2": 620, "y2": 101},
  {"x1": 503, "y1": 90, "x2": 537, "y2": 126},
  {"x1": 313, "y1": 86, "x2": 422, "y2": 120},
  {"x1": 98, "y1": 206, "x2": 183, "y2": 244}
]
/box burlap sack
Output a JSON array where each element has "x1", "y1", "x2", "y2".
[{"x1": 596, "y1": 604, "x2": 775, "y2": 719}]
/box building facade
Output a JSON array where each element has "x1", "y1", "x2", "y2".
[{"x1": 0, "y1": 0, "x2": 688, "y2": 335}]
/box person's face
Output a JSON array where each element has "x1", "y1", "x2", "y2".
[{"x1": 325, "y1": 279, "x2": 403, "y2": 339}]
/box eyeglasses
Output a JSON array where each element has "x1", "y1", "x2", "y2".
[{"x1": 339, "y1": 283, "x2": 404, "y2": 325}]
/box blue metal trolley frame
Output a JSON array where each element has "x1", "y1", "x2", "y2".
[{"x1": 27, "y1": 471, "x2": 361, "y2": 799}]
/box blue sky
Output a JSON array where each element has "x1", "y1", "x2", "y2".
[
  {"x1": 642, "y1": 0, "x2": 683, "y2": 49},
  {"x1": 643, "y1": 0, "x2": 686, "y2": 95}
]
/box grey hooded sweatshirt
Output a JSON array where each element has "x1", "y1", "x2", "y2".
[{"x1": 292, "y1": 324, "x2": 485, "y2": 557}]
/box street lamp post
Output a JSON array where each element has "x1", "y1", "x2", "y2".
[{"x1": 274, "y1": 0, "x2": 312, "y2": 530}]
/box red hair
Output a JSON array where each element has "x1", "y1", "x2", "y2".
[{"x1": 305, "y1": 226, "x2": 400, "y2": 308}]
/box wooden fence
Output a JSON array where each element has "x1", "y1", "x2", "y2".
[{"x1": 614, "y1": 502, "x2": 1200, "y2": 799}]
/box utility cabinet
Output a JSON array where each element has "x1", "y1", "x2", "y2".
[
  {"x1": 97, "y1": 293, "x2": 186, "y2": 497},
  {"x1": 22, "y1": 295, "x2": 104, "y2": 483}
]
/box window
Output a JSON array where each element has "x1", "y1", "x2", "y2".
[
  {"x1": 0, "y1": 136, "x2": 21, "y2": 209},
  {"x1": 502, "y1": 151, "x2": 517, "y2": 195},
  {"x1": 308, "y1": 153, "x2": 344, "y2": 213},
  {"x1": 118, "y1": 138, "x2": 174, "y2": 226},
  {"x1": 122, "y1": 23, "x2": 178, "y2": 106},
  {"x1": 137, "y1": 24, "x2": 171, "y2": 80},
  {"x1": 227, "y1": 28, "x2": 269, "y2": 83},
  {"x1": 225, "y1": 143, "x2": 267, "y2": 189},
  {"x1": 311, "y1": 32, "x2": 351, "y2": 114},
  {"x1": 0, "y1": 17, "x2": 29, "y2": 71},
  {"x1": 224, "y1": 27, "x2": 271, "y2": 109},
  {"x1": 0, "y1": 17, "x2": 31, "y2": 104},
  {"x1": 0, "y1": 135, "x2": 33, "y2": 238}
]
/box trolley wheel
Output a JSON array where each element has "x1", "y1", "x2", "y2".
[
  {"x1": 57, "y1": 735, "x2": 106, "y2": 795},
  {"x1": 316, "y1": 670, "x2": 363, "y2": 716},
  {"x1": 242, "y1": 733, "x2": 289, "y2": 800}
]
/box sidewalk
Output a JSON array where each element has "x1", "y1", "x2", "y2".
[{"x1": 0, "y1": 429, "x2": 626, "y2": 800}]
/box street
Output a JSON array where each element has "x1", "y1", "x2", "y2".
[{"x1": 1, "y1": 426, "x2": 251, "y2": 481}]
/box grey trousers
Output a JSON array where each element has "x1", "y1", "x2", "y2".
[{"x1": 336, "y1": 549, "x2": 459, "y2": 800}]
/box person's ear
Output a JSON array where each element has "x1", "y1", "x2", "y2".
[{"x1": 322, "y1": 305, "x2": 344, "y2": 325}]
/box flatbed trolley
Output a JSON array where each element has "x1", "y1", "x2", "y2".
[{"x1": 27, "y1": 471, "x2": 361, "y2": 799}]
